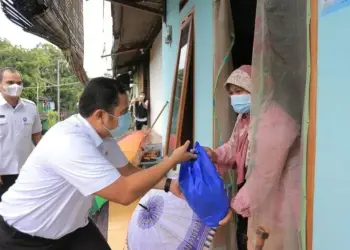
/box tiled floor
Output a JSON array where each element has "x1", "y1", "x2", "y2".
[{"x1": 107, "y1": 200, "x2": 139, "y2": 250}]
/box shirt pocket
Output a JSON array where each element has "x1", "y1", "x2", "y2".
[
  {"x1": 18, "y1": 117, "x2": 34, "y2": 138},
  {"x1": 0, "y1": 118, "x2": 8, "y2": 138}
]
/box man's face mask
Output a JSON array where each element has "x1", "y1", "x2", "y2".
[
  {"x1": 1, "y1": 82, "x2": 23, "y2": 97},
  {"x1": 103, "y1": 112, "x2": 131, "y2": 139}
]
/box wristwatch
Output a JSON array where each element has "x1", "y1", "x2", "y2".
[{"x1": 164, "y1": 178, "x2": 172, "y2": 193}]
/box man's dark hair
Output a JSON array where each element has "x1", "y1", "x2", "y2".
[
  {"x1": 0, "y1": 67, "x2": 20, "y2": 82},
  {"x1": 79, "y1": 77, "x2": 129, "y2": 118}
]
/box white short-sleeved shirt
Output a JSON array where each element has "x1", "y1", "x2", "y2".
[
  {"x1": 0, "y1": 114, "x2": 128, "y2": 239},
  {"x1": 0, "y1": 94, "x2": 42, "y2": 175}
]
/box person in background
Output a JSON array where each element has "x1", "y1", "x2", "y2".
[
  {"x1": 205, "y1": 65, "x2": 252, "y2": 250},
  {"x1": 131, "y1": 92, "x2": 148, "y2": 130},
  {"x1": 0, "y1": 67, "x2": 42, "y2": 201},
  {"x1": 0, "y1": 77, "x2": 196, "y2": 250}
]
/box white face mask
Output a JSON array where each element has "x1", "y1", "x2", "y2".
[{"x1": 3, "y1": 84, "x2": 23, "y2": 97}]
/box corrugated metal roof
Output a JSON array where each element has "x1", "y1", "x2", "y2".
[
  {"x1": 1, "y1": 0, "x2": 88, "y2": 84},
  {"x1": 109, "y1": 0, "x2": 163, "y2": 77}
]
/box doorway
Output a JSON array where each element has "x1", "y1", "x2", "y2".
[{"x1": 230, "y1": 0, "x2": 257, "y2": 69}]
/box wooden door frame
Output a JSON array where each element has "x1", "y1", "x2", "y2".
[
  {"x1": 164, "y1": 9, "x2": 195, "y2": 157},
  {"x1": 307, "y1": 0, "x2": 318, "y2": 248}
]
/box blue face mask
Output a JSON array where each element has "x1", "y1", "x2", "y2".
[
  {"x1": 230, "y1": 94, "x2": 251, "y2": 114},
  {"x1": 105, "y1": 112, "x2": 131, "y2": 139}
]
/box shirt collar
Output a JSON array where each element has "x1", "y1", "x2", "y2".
[
  {"x1": 0, "y1": 94, "x2": 6, "y2": 106},
  {"x1": 77, "y1": 114, "x2": 103, "y2": 147},
  {"x1": 0, "y1": 93, "x2": 23, "y2": 108}
]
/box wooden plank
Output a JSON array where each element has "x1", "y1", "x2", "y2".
[
  {"x1": 90, "y1": 202, "x2": 109, "y2": 239},
  {"x1": 307, "y1": 0, "x2": 318, "y2": 248},
  {"x1": 107, "y1": 0, "x2": 163, "y2": 16}
]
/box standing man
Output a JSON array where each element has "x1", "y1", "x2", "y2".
[
  {"x1": 0, "y1": 67, "x2": 42, "y2": 200},
  {"x1": 0, "y1": 77, "x2": 197, "y2": 250},
  {"x1": 131, "y1": 92, "x2": 149, "y2": 130}
]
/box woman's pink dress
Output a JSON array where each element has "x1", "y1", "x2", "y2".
[{"x1": 232, "y1": 103, "x2": 301, "y2": 250}]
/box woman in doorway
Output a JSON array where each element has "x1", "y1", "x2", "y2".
[
  {"x1": 230, "y1": 0, "x2": 305, "y2": 247},
  {"x1": 231, "y1": 100, "x2": 301, "y2": 250},
  {"x1": 131, "y1": 92, "x2": 149, "y2": 130},
  {"x1": 205, "y1": 65, "x2": 252, "y2": 250}
]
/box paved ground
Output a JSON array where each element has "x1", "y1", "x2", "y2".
[{"x1": 107, "y1": 201, "x2": 138, "y2": 250}]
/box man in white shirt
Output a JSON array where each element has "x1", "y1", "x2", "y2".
[
  {"x1": 0, "y1": 77, "x2": 196, "y2": 250},
  {"x1": 0, "y1": 67, "x2": 42, "y2": 200}
]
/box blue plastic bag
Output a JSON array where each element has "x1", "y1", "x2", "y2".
[{"x1": 179, "y1": 142, "x2": 230, "y2": 227}]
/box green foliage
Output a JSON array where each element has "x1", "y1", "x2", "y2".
[
  {"x1": 47, "y1": 110, "x2": 58, "y2": 129},
  {"x1": 0, "y1": 38, "x2": 84, "y2": 114}
]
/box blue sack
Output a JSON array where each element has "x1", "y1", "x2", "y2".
[{"x1": 179, "y1": 142, "x2": 230, "y2": 227}]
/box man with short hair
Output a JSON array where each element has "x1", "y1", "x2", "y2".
[
  {"x1": 0, "y1": 67, "x2": 42, "y2": 200},
  {"x1": 0, "y1": 77, "x2": 196, "y2": 250}
]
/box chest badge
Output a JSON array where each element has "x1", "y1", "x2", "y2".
[{"x1": 105, "y1": 151, "x2": 108, "y2": 156}]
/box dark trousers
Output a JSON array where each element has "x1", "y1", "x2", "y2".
[
  {"x1": 237, "y1": 181, "x2": 248, "y2": 250},
  {"x1": 0, "y1": 175, "x2": 18, "y2": 202},
  {"x1": 0, "y1": 216, "x2": 111, "y2": 250},
  {"x1": 135, "y1": 120, "x2": 147, "y2": 130}
]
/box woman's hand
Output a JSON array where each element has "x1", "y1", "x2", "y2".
[
  {"x1": 203, "y1": 147, "x2": 218, "y2": 163},
  {"x1": 170, "y1": 141, "x2": 197, "y2": 164}
]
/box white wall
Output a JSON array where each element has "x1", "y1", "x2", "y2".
[{"x1": 149, "y1": 31, "x2": 163, "y2": 135}]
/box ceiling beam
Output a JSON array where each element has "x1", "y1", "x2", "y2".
[
  {"x1": 101, "y1": 42, "x2": 150, "y2": 58},
  {"x1": 102, "y1": 48, "x2": 141, "y2": 58},
  {"x1": 106, "y1": 0, "x2": 163, "y2": 16},
  {"x1": 134, "y1": 1, "x2": 163, "y2": 7}
]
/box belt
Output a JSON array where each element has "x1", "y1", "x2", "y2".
[{"x1": 0, "y1": 215, "x2": 48, "y2": 240}]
